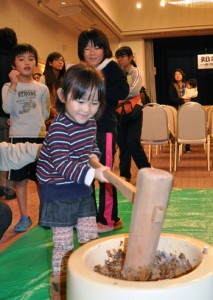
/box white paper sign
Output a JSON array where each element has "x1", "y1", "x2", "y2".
[{"x1": 197, "y1": 54, "x2": 213, "y2": 69}]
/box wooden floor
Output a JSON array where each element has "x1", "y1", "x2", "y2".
[{"x1": 0, "y1": 143, "x2": 213, "y2": 251}]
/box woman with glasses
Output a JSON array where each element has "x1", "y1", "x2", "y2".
[{"x1": 40, "y1": 52, "x2": 66, "y2": 128}]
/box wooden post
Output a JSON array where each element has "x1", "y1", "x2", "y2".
[{"x1": 122, "y1": 168, "x2": 173, "y2": 281}]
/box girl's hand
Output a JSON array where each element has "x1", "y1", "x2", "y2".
[
  {"x1": 9, "y1": 69, "x2": 20, "y2": 91},
  {"x1": 89, "y1": 153, "x2": 99, "y2": 161},
  {"x1": 94, "y1": 166, "x2": 110, "y2": 183}
]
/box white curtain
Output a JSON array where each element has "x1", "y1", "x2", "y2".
[{"x1": 144, "y1": 39, "x2": 157, "y2": 103}]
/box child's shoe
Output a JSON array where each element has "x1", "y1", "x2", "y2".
[
  {"x1": 14, "y1": 216, "x2": 32, "y2": 232},
  {"x1": 97, "y1": 222, "x2": 113, "y2": 233},
  {"x1": 114, "y1": 218, "x2": 123, "y2": 230},
  {"x1": 50, "y1": 275, "x2": 66, "y2": 300}
]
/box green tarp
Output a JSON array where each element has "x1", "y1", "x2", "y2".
[{"x1": 0, "y1": 188, "x2": 212, "y2": 299}]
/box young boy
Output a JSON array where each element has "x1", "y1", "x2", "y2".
[
  {"x1": 2, "y1": 43, "x2": 50, "y2": 233},
  {"x1": 182, "y1": 78, "x2": 198, "y2": 100}
]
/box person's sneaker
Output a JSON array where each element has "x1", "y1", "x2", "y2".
[
  {"x1": 185, "y1": 145, "x2": 191, "y2": 153},
  {"x1": 14, "y1": 216, "x2": 32, "y2": 232},
  {"x1": 97, "y1": 222, "x2": 113, "y2": 233},
  {"x1": 114, "y1": 218, "x2": 123, "y2": 230},
  {"x1": 5, "y1": 188, "x2": 16, "y2": 200}
]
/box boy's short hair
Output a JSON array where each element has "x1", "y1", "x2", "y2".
[
  {"x1": 10, "y1": 43, "x2": 38, "y2": 67},
  {"x1": 186, "y1": 78, "x2": 197, "y2": 88}
]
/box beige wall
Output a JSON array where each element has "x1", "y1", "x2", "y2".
[
  {"x1": 0, "y1": 0, "x2": 79, "y2": 66},
  {"x1": 0, "y1": 0, "x2": 152, "y2": 85}
]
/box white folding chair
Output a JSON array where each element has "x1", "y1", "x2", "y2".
[
  {"x1": 161, "y1": 105, "x2": 177, "y2": 137},
  {"x1": 141, "y1": 103, "x2": 174, "y2": 172},
  {"x1": 174, "y1": 102, "x2": 210, "y2": 171}
]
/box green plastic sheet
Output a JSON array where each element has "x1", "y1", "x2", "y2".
[{"x1": 0, "y1": 188, "x2": 212, "y2": 299}]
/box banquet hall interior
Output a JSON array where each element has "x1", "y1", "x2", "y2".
[{"x1": 0, "y1": 1, "x2": 213, "y2": 299}]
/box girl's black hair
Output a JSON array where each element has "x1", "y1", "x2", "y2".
[
  {"x1": 115, "y1": 46, "x2": 137, "y2": 67},
  {"x1": 56, "y1": 63, "x2": 106, "y2": 120},
  {"x1": 43, "y1": 52, "x2": 66, "y2": 91},
  {"x1": 10, "y1": 43, "x2": 38, "y2": 67},
  {"x1": 78, "y1": 28, "x2": 112, "y2": 61},
  {"x1": 172, "y1": 68, "x2": 185, "y2": 83}
]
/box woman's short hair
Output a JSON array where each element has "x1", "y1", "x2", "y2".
[
  {"x1": 173, "y1": 68, "x2": 185, "y2": 82},
  {"x1": 115, "y1": 46, "x2": 133, "y2": 58},
  {"x1": 115, "y1": 46, "x2": 137, "y2": 67},
  {"x1": 78, "y1": 28, "x2": 112, "y2": 61}
]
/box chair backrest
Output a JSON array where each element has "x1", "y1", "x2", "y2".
[
  {"x1": 208, "y1": 106, "x2": 213, "y2": 137},
  {"x1": 166, "y1": 105, "x2": 177, "y2": 134},
  {"x1": 161, "y1": 105, "x2": 176, "y2": 136},
  {"x1": 204, "y1": 105, "x2": 213, "y2": 125},
  {"x1": 141, "y1": 103, "x2": 169, "y2": 142},
  {"x1": 177, "y1": 102, "x2": 207, "y2": 141}
]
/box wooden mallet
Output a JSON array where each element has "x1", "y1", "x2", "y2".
[{"x1": 89, "y1": 158, "x2": 173, "y2": 281}]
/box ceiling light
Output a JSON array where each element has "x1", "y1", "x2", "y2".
[
  {"x1": 167, "y1": 0, "x2": 213, "y2": 7},
  {"x1": 136, "y1": 2, "x2": 142, "y2": 9},
  {"x1": 160, "y1": 0, "x2": 166, "y2": 6}
]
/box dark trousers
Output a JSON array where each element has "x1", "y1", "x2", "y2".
[{"x1": 117, "y1": 112, "x2": 150, "y2": 180}]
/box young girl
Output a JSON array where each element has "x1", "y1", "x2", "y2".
[
  {"x1": 115, "y1": 46, "x2": 150, "y2": 182},
  {"x1": 36, "y1": 63, "x2": 109, "y2": 298},
  {"x1": 78, "y1": 28, "x2": 129, "y2": 233}
]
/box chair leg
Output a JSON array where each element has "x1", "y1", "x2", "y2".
[
  {"x1": 178, "y1": 144, "x2": 182, "y2": 162},
  {"x1": 169, "y1": 142, "x2": 172, "y2": 172},
  {"x1": 207, "y1": 138, "x2": 210, "y2": 171},
  {"x1": 148, "y1": 145, "x2": 152, "y2": 162},
  {"x1": 174, "y1": 142, "x2": 177, "y2": 171}
]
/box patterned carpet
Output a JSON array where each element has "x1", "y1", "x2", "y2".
[{"x1": 0, "y1": 188, "x2": 212, "y2": 300}]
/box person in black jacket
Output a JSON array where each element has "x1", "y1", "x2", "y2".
[
  {"x1": 168, "y1": 68, "x2": 199, "y2": 153},
  {"x1": 168, "y1": 68, "x2": 188, "y2": 110},
  {"x1": 0, "y1": 27, "x2": 17, "y2": 200},
  {"x1": 78, "y1": 28, "x2": 129, "y2": 233}
]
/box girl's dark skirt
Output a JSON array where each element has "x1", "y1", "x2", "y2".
[{"x1": 39, "y1": 194, "x2": 96, "y2": 227}]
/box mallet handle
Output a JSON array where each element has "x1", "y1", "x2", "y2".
[{"x1": 89, "y1": 157, "x2": 136, "y2": 203}]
